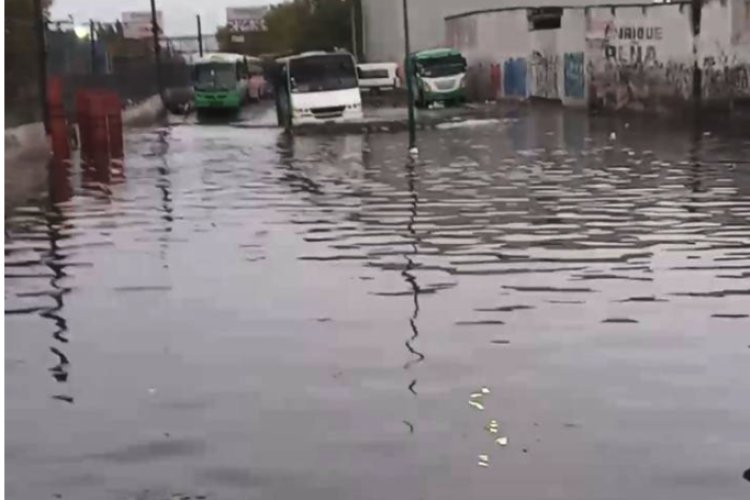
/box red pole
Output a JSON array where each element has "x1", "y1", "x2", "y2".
[
  {"x1": 106, "y1": 92, "x2": 124, "y2": 160},
  {"x1": 89, "y1": 91, "x2": 110, "y2": 167},
  {"x1": 75, "y1": 90, "x2": 91, "y2": 161},
  {"x1": 47, "y1": 77, "x2": 70, "y2": 162}
]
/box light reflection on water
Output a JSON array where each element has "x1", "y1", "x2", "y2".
[{"x1": 5, "y1": 108, "x2": 750, "y2": 500}]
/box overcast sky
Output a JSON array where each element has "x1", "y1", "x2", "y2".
[{"x1": 50, "y1": 0, "x2": 279, "y2": 36}]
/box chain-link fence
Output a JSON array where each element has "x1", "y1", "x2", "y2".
[
  {"x1": 5, "y1": 12, "x2": 192, "y2": 130},
  {"x1": 5, "y1": 14, "x2": 45, "y2": 127}
]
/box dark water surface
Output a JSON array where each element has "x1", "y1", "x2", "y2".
[{"x1": 5, "y1": 108, "x2": 750, "y2": 500}]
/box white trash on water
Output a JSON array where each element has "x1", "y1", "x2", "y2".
[{"x1": 436, "y1": 119, "x2": 502, "y2": 130}]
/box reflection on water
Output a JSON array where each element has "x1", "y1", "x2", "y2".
[{"x1": 5, "y1": 108, "x2": 750, "y2": 500}]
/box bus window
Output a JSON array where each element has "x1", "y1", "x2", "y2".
[
  {"x1": 288, "y1": 54, "x2": 357, "y2": 93},
  {"x1": 193, "y1": 63, "x2": 237, "y2": 90}
]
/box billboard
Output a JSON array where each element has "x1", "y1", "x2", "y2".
[
  {"x1": 226, "y1": 6, "x2": 269, "y2": 32},
  {"x1": 122, "y1": 11, "x2": 163, "y2": 39}
]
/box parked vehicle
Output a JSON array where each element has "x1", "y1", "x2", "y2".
[
  {"x1": 272, "y1": 51, "x2": 363, "y2": 127},
  {"x1": 357, "y1": 62, "x2": 400, "y2": 93},
  {"x1": 191, "y1": 53, "x2": 250, "y2": 111},
  {"x1": 408, "y1": 48, "x2": 467, "y2": 107}
]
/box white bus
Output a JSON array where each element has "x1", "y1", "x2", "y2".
[
  {"x1": 357, "y1": 62, "x2": 400, "y2": 93},
  {"x1": 273, "y1": 51, "x2": 363, "y2": 127}
]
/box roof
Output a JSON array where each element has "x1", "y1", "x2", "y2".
[
  {"x1": 276, "y1": 50, "x2": 354, "y2": 63},
  {"x1": 192, "y1": 52, "x2": 246, "y2": 64},
  {"x1": 444, "y1": 2, "x2": 692, "y2": 21},
  {"x1": 358, "y1": 62, "x2": 398, "y2": 70},
  {"x1": 412, "y1": 47, "x2": 462, "y2": 60}
]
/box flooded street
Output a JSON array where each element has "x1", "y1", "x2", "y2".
[{"x1": 5, "y1": 106, "x2": 750, "y2": 500}]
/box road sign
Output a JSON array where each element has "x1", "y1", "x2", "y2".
[{"x1": 226, "y1": 6, "x2": 269, "y2": 32}]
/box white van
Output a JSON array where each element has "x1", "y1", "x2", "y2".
[
  {"x1": 357, "y1": 62, "x2": 400, "y2": 92},
  {"x1": 274, "y1": 51, "x2": 363, "y2": 127}
]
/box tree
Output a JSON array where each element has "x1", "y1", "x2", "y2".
[{"x1": 216, "y1": 0, "x2": 359, "y2": 57}]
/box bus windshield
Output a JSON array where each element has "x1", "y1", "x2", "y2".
[
  {"x1": 416, "y1": 54, "x2": 466, "y2": 78},
  {"x1": 193, "y1": 63, "x2": 237, "y2": 90},
  {"x1": 289, "y1": 55, "x2": 357, "y2": 93}
]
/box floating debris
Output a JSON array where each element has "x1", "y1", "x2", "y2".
[
  {"x1": 477, "y1": 454, "x2": 490, "y2": 467},
  {"x1": 485, "y1": 420, "x2": 499, "y2": 434},
  {"x1": 481, "y1": 387, "x2": 490, "y2": 395},
  {"x1": 495, "y1": 436, "x2": 509, "y2": 446},
  {"x1": 468, "y1": 400, "x2": 485, "y2": 411}
]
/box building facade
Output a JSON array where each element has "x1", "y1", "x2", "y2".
[
  {"x1": 361, "y1": 0, "x2": 648, "y2": 62},
  {"x1": 362, "y1": 0, "x2": 750, "y2": 112}
]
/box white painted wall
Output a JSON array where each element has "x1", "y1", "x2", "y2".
[
  {"x1": 369, "y1": 0, "x2": 749, "y2": 109},
  {"x1": 559, "y1": 9, "x2": 587, "y2": 106},
  {"x1": 700, "y1": 0, "x2": 750, "y2": 102},
  {"x1": 361, "y1": 0, "x2": 403, "y2": 62},
  {"x1": 586, "y1": 3, "x2": 695, "y2": 111}
]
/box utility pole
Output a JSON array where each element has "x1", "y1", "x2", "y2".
[
  {"x1": 32, "y1": 0, "x2": 49, "y2": 132},
  {"x1": 196, "y1": 14, "x2": 204, "y2": 57},
  {"x1": 150, "y1": 0, "x2": 163, "y2": 96},
  {"x1": 402, "y1": 0, "x2": 416, "y2": 151},
  {"x1": 89, "y1": 19, "x2": 96, "y2": 74},
  {"x1": 350, "y1": 1, "x2": 358, "y2": 59}
]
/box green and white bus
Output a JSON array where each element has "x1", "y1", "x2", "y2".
[
  {"x1": 191, "y1": 53, "x2": 251, "y2": 111},
  {"x1": 408, "y1": 48, "x2": 467, "y2": 107}
]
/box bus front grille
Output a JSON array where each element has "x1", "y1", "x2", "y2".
[{"x1": 311, "y1": 106, "x2": 345, "y2": 119}]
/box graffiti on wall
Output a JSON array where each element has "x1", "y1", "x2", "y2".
[
  {"x1": 665, "y1": 62, "x2": 693, "y2": 100},
  {"x1": 731, "y1": 0, "x2": 750, "y2": 45},
  {"x1": 564, "y1": 52, "x2": 585, "y2": 99},
  {"x1": 503, "y1": 58, "x2": 527, "y2": 98},
  {"x1": 702, "y1": 54, "x2": 750, "y2": 99},
  {"x1": 490, "y1": 63, "x2": 501, "y2": 98},
  {"x1": 585, "y1": 16, "x2": 682, "y2": 111},
  {"x1": 530, "y1": 51, "x2": 559, "y2": 99}
]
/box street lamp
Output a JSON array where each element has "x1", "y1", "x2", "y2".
[{"x1": 402, "y1": 0, "x2": 416, "y2": 152}]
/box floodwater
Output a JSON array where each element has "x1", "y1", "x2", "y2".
[{"x1": 5, "y1": 106, "x2": 750, "y2": 500}]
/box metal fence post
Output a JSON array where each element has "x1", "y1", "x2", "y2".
[
  {"x1": 402, "y1": 0, "x2": 416, "y2": 151},
  {"x1": 150, "y1": 0, "x2": 164, "y2": 97},
  {"x1": 197, "y1": 15, "x2": 204, "y2": 57},
  {"x1": 33, "y1": 0, "x2": 49, "y2": 132}
]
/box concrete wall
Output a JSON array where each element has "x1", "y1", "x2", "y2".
[
  {"x1": 445, "y1": 0, "x2": 750, "y2": 112},
  {"x1": 362, "y1": 0, "x2": 403, "y2": 62},
  {"x1": 699, "y1": 0, "x2": 750, "y2": 107},
  {"x1": 585, "y1": 3, "x2": 695, "y2": 112},
  {"x1": 362, "y1": 0, "x2": 650, "y2": 63}
]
